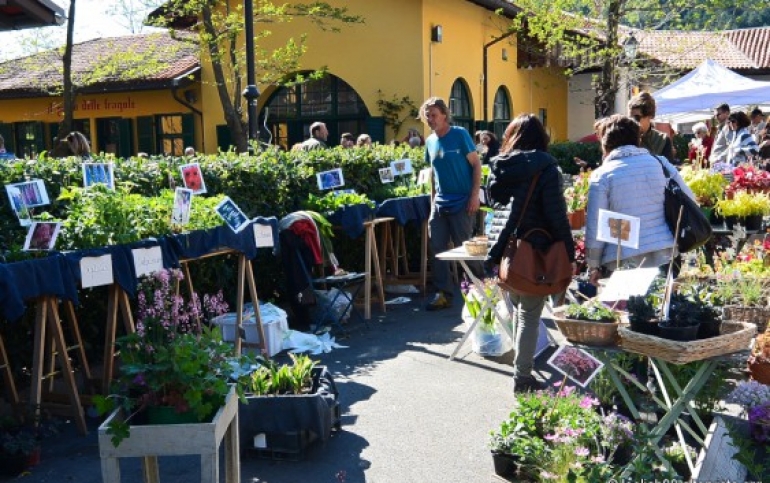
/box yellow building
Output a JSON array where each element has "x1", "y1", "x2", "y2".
[{"x1": 0, "y1": 0, "x2": 569, "y2": 156}]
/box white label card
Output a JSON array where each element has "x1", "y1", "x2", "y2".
[
  {"x1": 598, "y1": 267, "x2": 660, "y2": 302},
  {"x1": 80, "y1": 255, "x2": 114, "y2": 288},
  {"x1": 596, "y1": 209, "x2": 640, "y2": 249},
  {"x1": 390, "y1": 158, "x2": 413, "y2": 175},
  {"x1": 132, "y1": 247, "x2": 164, "y2": 278},
  {"x1": 253, "y1": 224, "x2": 274, "y2": 248},
  {"x1": 417, "y1": 168, "x2": 432, "y2": 185}
]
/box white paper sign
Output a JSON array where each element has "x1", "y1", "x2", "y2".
[
  {"x1": 80, "y1": 255, "x2": 114, "y2": 288},
  {"x1": 417, "y1": 168, "x2": 432, "y2": 185},
  {"x1": 598, "y1": 267, "x2": 660, "y2": 302},
  {"x1": 132, "y1": 247, "x2": 164, "y2": 278},
  {"x1": 390, "y1": 158, "x2": 413, "y2": 175},
  {"x1": 596, "y1": 209, "x2": 640, "y2": 249},
  {"x1": 253, "y1": 223, "x2": 274, "y2": 248}
]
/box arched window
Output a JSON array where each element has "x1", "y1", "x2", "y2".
[
  {"x1": 260, "y1": 74, "x2": 370, "y2": 150},
  {"x1": 492, "y1": 86, "x2": 512, "y2": 140},
  {"x1": 449, "y1": 79, "x2": 474, "y2": 132}
]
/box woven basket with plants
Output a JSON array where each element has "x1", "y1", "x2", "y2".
[
  {"x1": 463, "y1": 237, "x2": 488, "y2": 256},
  {"x1": 553, "y1": 300, "x2": 621, "y2": 346}
]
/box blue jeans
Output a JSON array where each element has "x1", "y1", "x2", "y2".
[
  {"x1": 428, "y1": 208, "x2": 481, "y2": 293},
  {"x1": 509, "y1": 292, "x2": 547, "y2": 378}
]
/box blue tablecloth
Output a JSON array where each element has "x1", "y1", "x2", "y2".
[
  {"x1": 0, "y1": 218, "x2": 280, "y2": 322},
  {"x1": 376, "y1": 195, "x2": 430, "y2": 226},
  {"x1": 327, "y1": 204, "x2": 375, "y2": 238}
]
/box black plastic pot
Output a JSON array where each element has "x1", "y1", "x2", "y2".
[
  {"x1": 697, "y1": 319, "x2": 722, "y2": 339},
  {"x1": 743, "y1": 214, "x2": 763, "y2": 231},
  {"x1": 491, "y1": 451, "x2": 517, "y2": 479},
  {"x1": 629, "y1": 317, "x2": 660, "y2": 336},
  {"x1": 658, "y1": 323, "x2": 700, "y2": 341},
  {"x1": 0, "y1": 451, "x2": 31, "y2": 477}
]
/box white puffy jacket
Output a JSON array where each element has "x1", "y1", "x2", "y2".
[{"x1": 585, "y1": 146, "x2": 696, "y2": 268}]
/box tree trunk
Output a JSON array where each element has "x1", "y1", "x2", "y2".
[
  {"x1": 594, "y1": 0, "x2": 621, "y2": 119},
  {"x1": 51, "y1": 0, "x2": 77, "y2": 157},
  {"x1": 201, "y1": 3, "x2": 248, "y2": 153}
]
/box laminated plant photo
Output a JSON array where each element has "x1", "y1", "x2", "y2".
[{"x1": 547, "y1": 345, "x2": 604, "y2": 387}]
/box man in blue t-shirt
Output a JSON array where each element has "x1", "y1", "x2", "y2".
[{"x1": 420, "y1": 97, "x2": 482, "y2": 310}]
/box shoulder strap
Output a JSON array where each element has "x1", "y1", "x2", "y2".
[
  {"x1": 513, "y1": 171, "x2": 542, "y2": 234},
  {"x1": 654, "y1": 155, "x2": 670, "y2": 179}
]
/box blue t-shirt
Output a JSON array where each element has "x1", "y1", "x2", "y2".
[{"x1": 425, "y1": 126, "x2": 475, "y2": 212}]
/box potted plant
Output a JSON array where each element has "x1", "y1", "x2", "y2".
[
  {"x1": 94, "y1": 268, "x2": 254, "y2": 447},
  {"x1": 682, "y1": 167, "x2": 728, "y2": 219},
  {"x1": 721, "y1": 276, "x2": 770, "y2": 334},
  {"x1": 627, "y1": 295, "x2": 659, "y2": 335},
  {"x1": 460, "y1": 276, "x2": 507, "y2": 356},
  {"x1": 726, "y1": 380, "x2": 770, "y2": 443},
  {"x1": 663, "y1": 443, "x2": 697, "y2": 479},
  {"x1": 0, "y1": 409, "x2": 59, "y2": 477},
  {"x1": 239, "y1": 354, "x2": 340, "y2": 459},
  {"x1": 715, "y1": 191, "x2": 770, "y2": 230},
  {"x1": 564, "y1": 171, "x2": 590, "y2": 229},
  {"x1": 748, "y1": 325, "x2": 770, "y2": 385},
  {"x1": 658, "y1": 293, "x2": 705, "y2": 341}
]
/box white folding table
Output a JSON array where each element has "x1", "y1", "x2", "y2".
[{"x1": 436, "y1": 247, "x2": 514, "y2": 360}]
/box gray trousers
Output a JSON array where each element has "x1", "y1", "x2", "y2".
[
  {"x1": 428, "y1": 208, "x2": 482, "y2": 293},
  {"x1": 509, "y1": 292, "x2": 547, "y2": 378}
]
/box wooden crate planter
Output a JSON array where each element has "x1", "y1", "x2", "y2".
[
  {"x1": 239, "y1": 366, "x2": 340, "y2": 460},
  {"x1": 98, "y1": 387, "x2": 240, "y2": 483}
]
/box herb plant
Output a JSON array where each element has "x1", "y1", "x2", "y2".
[{"x1": 564, "y1": 300, "x2": 618, "y2": 323}]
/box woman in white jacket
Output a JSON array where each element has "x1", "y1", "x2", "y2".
[{"x1": 585, "y1": 115, "x2": 695, "y2": 285}]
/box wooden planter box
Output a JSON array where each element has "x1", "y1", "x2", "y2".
[
  {"x1": 239, "y1": 366, "x2": 340, "y2": 460},
  {"x1": 98, "y1": 386, "x2": 240, "y2": 483}
]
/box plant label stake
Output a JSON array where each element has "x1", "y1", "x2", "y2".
[{"x1": 662, "y1": 206, "x2": 685, "y2": 321}]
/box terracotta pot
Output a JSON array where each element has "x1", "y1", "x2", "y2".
[
  {"x1": 568, "y1": 209, "x2": 586, "y2": 230},
  {"x1": 748, "y1": 356, "x2": 770, "y2": 385}
]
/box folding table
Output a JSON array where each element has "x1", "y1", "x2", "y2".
[{"x1": 436, "y1": 247, "x2": 513, "y2": 360}]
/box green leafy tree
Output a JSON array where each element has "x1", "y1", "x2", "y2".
[
  {"x1": 151, "y1": 1, "x2": 363, "y2": 153},
  {"x1": 505, "y1": 0, "x2": 766, "y2": 118}
]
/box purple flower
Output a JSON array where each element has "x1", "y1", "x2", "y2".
[
  {"x1": 574, "y1": 447, "x2": 589, "y2": 457},
  {"x1": 579, "y1": 396, "x2": 599, "y2": 408},
  {"x1": 132, "y1": 373, "x2": 146, "y2": 386}
]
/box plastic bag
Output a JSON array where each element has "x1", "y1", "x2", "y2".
[{"x1": 462, "y1": 300, "x2": 513, "y2": 357}]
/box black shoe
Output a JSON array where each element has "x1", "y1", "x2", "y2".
[
  {"x1": 512, "y1": 375, "x2": 543, "y2": 393},
  {"x1": 426, "y1": 291, "x2": 453, "y2": 311}
]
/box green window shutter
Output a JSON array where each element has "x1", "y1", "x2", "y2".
[
  {"x1": 216, "y1": 124, "x2": 232, "y2": 153},
  {"x1": 48, "y1": 123, "x2": 59, "y2": 150},
  {"x1": 136, "y1": 116, "x2": 155, "y2": 155},
  {"x1": 365, "y1": 117, "x2": 386, "y2": 144},
  {"x1": 118, "y1": 119, "x2": 133, "y2": 159},
  {"x1": 33, "y1": 122, "x2": 45, "y2": 154},
  {"x1": 181, "y1": 113, "x2": 195, "y2": 150},
  {"x1": 0, "y1": 123, "x2": 16, "y2": 153}
]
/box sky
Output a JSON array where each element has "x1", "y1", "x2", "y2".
[{"x1": 0, "y1": 0, "x2": 163, "y2": 61}]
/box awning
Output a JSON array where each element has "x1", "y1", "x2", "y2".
[{"x1": 0, "y1": 0, "x2": 65, "y2": 31}]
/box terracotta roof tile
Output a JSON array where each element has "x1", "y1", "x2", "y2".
[
  {"x1": 634, "y1": 27, "x2": 770, "y2": 70},
  {"x1": 0, "y1": 31, "x2": 199, "y2": 96}
]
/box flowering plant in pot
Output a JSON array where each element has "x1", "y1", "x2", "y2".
[
  {"x1": 716, "y1": 191, "x2": 770, "y2": 230},
  {"x1": 726, "y1": 380, "x2": 770, "y2": 443},
  {"x1": 726, "y1": 165, "x2": 770, "y2": 195},
  {"x1": 94, "y1": 268, "x2": 254, "y2": 447},
  {"x1": 748, "y1": 325, "x2": 770, "y2": 385},
  {"x1": 0, "y1": 408, "x2": 60, "y2": 476},
  {"x1": 681, "y1": 166, "x2": 728, "y2": 208}
]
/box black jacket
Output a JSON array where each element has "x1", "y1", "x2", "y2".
[{"x1": 486, "y1": 149, "x2": 575, "y2": 264}]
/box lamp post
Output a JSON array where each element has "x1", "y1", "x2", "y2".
[
  {"x1": 242, "y1": 0, "x2": 259, "y2": 150},
  {"x1": 622, "y1": 32, "x2": 639, "y2": 63}
]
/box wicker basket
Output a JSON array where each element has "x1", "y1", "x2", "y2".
[
  {"x1": 723, "y1": 305, "x2": 770, "y2": 333},
  {"x1": 553, "y1": 309, "x2": 621, "y2": 346},
  {"x1": 618, "y1": 321, "x2": 756, "y2": 364},
  {"x1": 463, "y1": 240, "x2": 488, "y2": 256}
]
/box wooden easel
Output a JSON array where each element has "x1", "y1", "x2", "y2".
[{"x1": 0, "y1": 332, "x2": 20, "y2": 407}]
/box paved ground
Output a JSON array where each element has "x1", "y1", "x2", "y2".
[{"x1": 3, "y1": 291, "x2": 563, "y2": 483}]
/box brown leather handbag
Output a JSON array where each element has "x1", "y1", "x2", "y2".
[{"x1": 498, "y1": 172, "x2": 573, "y2": 296}]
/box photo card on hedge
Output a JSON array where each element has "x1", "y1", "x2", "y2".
[
  {"x1": 547, "y1": 345, "x2": 604, "y2": 388},
  {"x1": 171, "y1": 187, "x2": 193, "y2": 226},
  {"x1": 596, "y1": 209, "x2": 640, "y2": 249},
  {"x1": 390, "y1": 158, "x2": 413, "y2": 176},
  {"x1": 379, "y1": 167, "x2": 394, "y2": 184},
  {"x1": 417, "y1": 168, "x2": 432, "y2": 185},
  {"x1": 317, "y1": 168, "x2": 345, "y2": 191},
  {"x1": 215, "y1": 196, "x2": 249, "y2": 233},
  {"x1": 23, "y1": 221, "x2": 61, "y2": 251},
  {"x1": 82, "y1": 162, "x2": 115, "y2": 190},
  {"x1": 180, "y1": 162, "x2": 207, "y2": 195},
  {"x1": 5, "y1": 179, "x2": 49, "y2": 208},
  {"x1": 6, "y1": 186, "x2": 31, "y2": 226}
]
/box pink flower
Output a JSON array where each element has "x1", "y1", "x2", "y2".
[{"x1": 574, "y1": 447, "x2": 589, "y2": 457}]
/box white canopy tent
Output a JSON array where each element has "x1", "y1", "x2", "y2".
[{"x1": 654, "y1": 59, "x2": 770, "y2": 120}]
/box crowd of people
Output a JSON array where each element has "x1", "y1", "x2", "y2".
[{"x1": 415, "y1": 89, "x2": 769, "y2": 393}]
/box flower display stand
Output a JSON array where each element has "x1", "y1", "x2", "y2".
[{"x1": 98, "y1": 387, "x2": 240, "y2": 483}]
